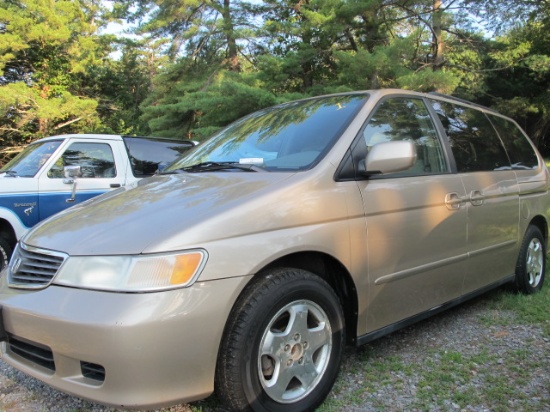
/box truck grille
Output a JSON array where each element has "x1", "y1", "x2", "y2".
[{"x1": 8, "y1": 243, "x2": 67, "y2": 289}]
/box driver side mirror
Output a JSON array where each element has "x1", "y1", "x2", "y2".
[
  {"x1": 63, "y1": 165, "x2": 82, "y2": 182},
  {"x1": 63, "y1": 166, "x2": 82, "y2": 203},
  {"x1": 361, "y1": 141, "x2": 417, "y2": 176}
]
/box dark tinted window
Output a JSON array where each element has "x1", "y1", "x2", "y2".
[
  {"x1": 488, "y1": 115, "x2": 539, "y2": 170},
  {"x1": 363, "y1": 98, "x2": 447, "y2": 176},
  {"x1": 124, "y1": 137, "x2": 195, "y2": 176},
  {"x1": 430, "y1": 100, "x2": 510, "y2": 172}
]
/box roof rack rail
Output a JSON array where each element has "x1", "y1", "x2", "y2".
[{"x1": 428, "y1": 92, "x2": 498, "y2": 113}]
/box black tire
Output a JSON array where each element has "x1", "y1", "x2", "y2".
[
  {"x1": 216, "y1": 268, "x2": 345, "y2": 412},
  {"x1": 514, "y1": 225, "x2": 546, "y2": 294},
  {"x1": 0, "y1": 237, "x2": 12, "y2": 271}
]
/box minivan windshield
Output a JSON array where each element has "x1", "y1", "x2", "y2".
[
  {"x1": 0, "y1": 140, "x2": 62, "y2": 177},
  {"x1": 165, "y1": 94, "x2": 369, "y2": 173}
]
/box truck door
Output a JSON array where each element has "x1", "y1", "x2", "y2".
[{"x1": 37, "y1": 139, "x2": 127, "y2": 220}]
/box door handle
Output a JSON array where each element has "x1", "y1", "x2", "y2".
[
  {"x1": 445, "y1": 192, "x2": 465, "y2": 210},
  {"x1": 469, "y1": 190, "x2": 484, "y2": 206}
]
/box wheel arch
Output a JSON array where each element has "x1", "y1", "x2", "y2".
[
  {"x1": 528, "y1": 215, "x2": 548, "y2": 246},
  {"x1": 0, "y1": 218, "x2": 17, "y2": 249},
  {"x1": 260, "y1": 251, "x2": 359, "y2": 346}
]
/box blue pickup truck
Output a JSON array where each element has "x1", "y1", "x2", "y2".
[{"x1": 0, "y1": 134, "x2": 196, "y2": 268}]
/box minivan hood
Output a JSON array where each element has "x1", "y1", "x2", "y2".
[{"x1": 24, "y1": 172, "x2": 294, "y2": 255}]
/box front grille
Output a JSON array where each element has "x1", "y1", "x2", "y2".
[
  {"x1": 8, "y1": 335, "x2": 55, "y2": 371},
  {"x1": 81, "y1": 361, "x2": 106, "y2": 382},
  {"x1": 8, "y1": 243, "x2": 67, "y2": 289}
]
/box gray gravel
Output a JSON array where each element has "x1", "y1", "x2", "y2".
[{"x1": 0, "y1": 289, "x2": 548, "y2": 412}]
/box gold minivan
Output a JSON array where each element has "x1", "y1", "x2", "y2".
[{"x1": 1, "y1": 89, "x2": 548, "y2": 411}]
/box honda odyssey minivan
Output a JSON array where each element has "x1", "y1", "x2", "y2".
[{"x1": 0, "y1": 89, "x2": 548, "y2": 411}]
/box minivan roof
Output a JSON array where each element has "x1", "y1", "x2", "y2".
[
  {"x1": 427, "y1": 91, "x2": 499, "y2": 114},
  {"x1": 294, "y1": 89, "x2": 502, "y2": 117}
]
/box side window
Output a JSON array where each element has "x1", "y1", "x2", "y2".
[
  {"x1": 47, "y1": 143, "x2": 116, "y2": 178},
  {"x1": 488, "y1": 115, "x2": 539, "y2": 170},
  {"x1": 0, "y1": 140, "x2": 61, "y2": 177},
  {"x1": 124, "y1": 137, "x2": 194, "y2": 177},
  {"x1": 363, "y1": 97, "x2": 447, "y2": 176},
  {"x1": 430, "y1": 100, "x2": 511, "y2": 172}
]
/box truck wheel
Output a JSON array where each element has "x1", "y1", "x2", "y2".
[
  {"x1": 0, "y1": 237, "x2": 12, "y2": 271},
  {"x1": 216, "y1": 268, "x2": 344, "y2": 412},
  {"x1": 514, "y1": 225, "x2": 546, "y2": 294}
]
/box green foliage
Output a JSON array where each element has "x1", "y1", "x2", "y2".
[
  {"x1": 483, "y1": 282, "x2": 550, "y2": 336},
  {"x1": 397, "y1": 70, "x2": 460, "y2": 93},
  {"x1": 0, "y1": 0, "x2": 549, "y2": 146},
  {"x1": 0, "y1": 0, "x2": 158, "y2": 145},
  {"x1": 81, "y1": 39, "x2": 160, "y2": 136},
  {"x1": 0, "y1": 81, "x2": 99, "y2": 142},
  {"x1": 141, "y1": 64, "x2": 278, "y2": 140},
  {"x1": 479, "y1": 18, "x2": 550, "y2": 150},
  {"x1": 0, "y1": 0, "x2": 107, "y2": 144}
]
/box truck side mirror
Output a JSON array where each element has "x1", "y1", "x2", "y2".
[
  {"x1": 64, "y1": 165, "x2": 82, "y2": 181},
  {"x1": 63, "y1": 165, "x2": 82, "y2": 203}
]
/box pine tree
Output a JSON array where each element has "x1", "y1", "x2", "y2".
[{"x1": 0, "y1": 0, "x2": 109, "y2": 145}]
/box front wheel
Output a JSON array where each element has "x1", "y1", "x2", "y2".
[
  {"x1": 216, "y1": 268, "x2": 345, "y2": 412},
  {"x1": 0, "y1": 237, "x2": 12, "y2": 271},
  {"x1": 514, "y1": 225, "x2": 546, "y2": 294}
]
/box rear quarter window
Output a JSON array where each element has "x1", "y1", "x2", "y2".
[
  {"x1": 488, "y1": 115, "x2": 539, "y2": 170},
  {"x1": 430, "y1": 100, "x2": 511, "y2": 173}
]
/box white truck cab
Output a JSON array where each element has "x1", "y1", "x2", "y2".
[{"x1": 0, "y1": 134, "x2": 195, "y2": 268}]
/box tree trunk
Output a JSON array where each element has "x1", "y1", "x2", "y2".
[
  {"x1": 222, "y1": 0, "x2": 240, "y2": 72},
  {"x1": 432, "y1": 0, "x2": 445, "y2": 71}
]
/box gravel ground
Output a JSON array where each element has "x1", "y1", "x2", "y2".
[{"x1": 0, "y1": 289, "x2": 548, "y2": 412}]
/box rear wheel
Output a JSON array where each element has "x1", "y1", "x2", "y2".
[
  {"x1": 0, "y1": 237, "x2": 12, "y2": 271},
  {"x1": 514, "y1": 225, "x2": 546, "y2": 294},
  {"x1": 216, "y1": 268, "x2": 345, "y2": 412}
]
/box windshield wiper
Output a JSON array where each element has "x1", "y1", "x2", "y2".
[
  {"x1": 176, "y1": 161, "x2": 264, "y2": 173},
  {"x1": 0, "y1": 170, "x2": 17, "y2": 177}
]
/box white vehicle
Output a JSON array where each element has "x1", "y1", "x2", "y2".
[{"x1": 0, "y1": 134, "x2": 195, "y2": 269}]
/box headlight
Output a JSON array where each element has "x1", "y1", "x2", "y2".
[{"x1": 53, "y1": 250, "x2": 207, "y2": 292}]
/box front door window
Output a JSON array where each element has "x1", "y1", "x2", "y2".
[{"x1": 47, "y1": 143, "x2": 116, "y2": 179}]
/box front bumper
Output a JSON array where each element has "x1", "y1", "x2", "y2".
[{"x1": 0, "y1": 275, "x2": 249, "y2": 409}]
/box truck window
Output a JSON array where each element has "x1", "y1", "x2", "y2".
[
  {"x1": 47, "y1": 143, "x2": 116, "y2": 178},
  {"x1": 430, "y1": 100, "x2": 511, "y2": 172},
  {"x1": 488, "y1": 115, "x2": 539, "y2": 170},
  {"x1": 124, "y1": 137, "x2": 194, "y2": 177},
  {"x1": 362, "y1": 97, "x2": 448, "y2": 176},
  {"x1": 0, "y1": 140, "x2": 62, "y2": 177}
]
